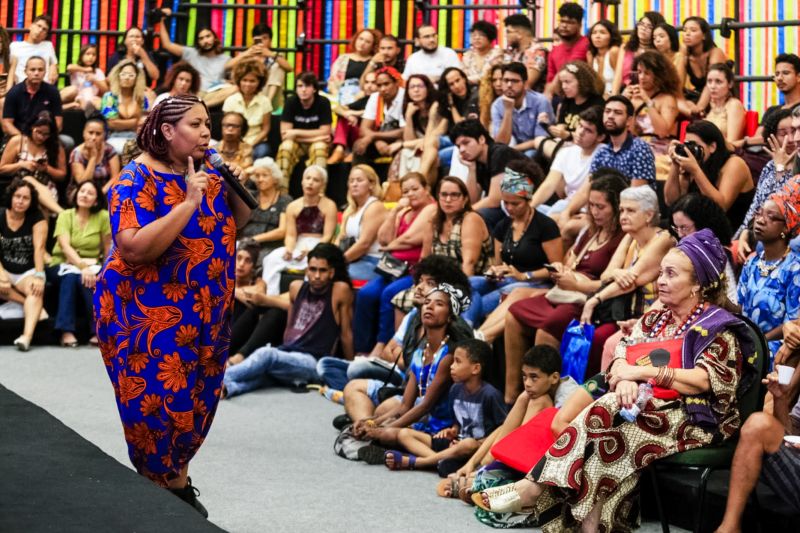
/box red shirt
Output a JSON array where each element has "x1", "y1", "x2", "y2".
[{"x1": 547, "y1": 36, "x2": 590, "y2": 82}]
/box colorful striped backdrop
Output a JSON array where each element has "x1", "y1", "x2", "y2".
[{"x1": 2, "y1": 0, "x2": 797, "y2": 112}]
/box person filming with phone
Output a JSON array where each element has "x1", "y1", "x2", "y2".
[{"x1": 664, "y1": 120, "x2": 754, "y2": 230}]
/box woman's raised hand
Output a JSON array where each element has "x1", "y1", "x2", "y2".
[{"x1": 184, "y1": 156, "x2": 208, "y2": 208}]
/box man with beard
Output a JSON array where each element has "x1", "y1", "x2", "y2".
[
  {"x1": 222, "y1": 243, "x2": 354, "y2": 398},
  {"x1": 503, "y1": 14, "x2": 547, "y2": 92},
  {"x1": 740, "y1": 54, "x2": 800, "y2": 148},
  {"x1": 546, "y1": 3, "x2": 589, "y2": 85},
  {"x1": 158, "y1": 9, "x2": 235, "y2": 107},
  {"x1": 361, "y1": 35, "x2": 406, "y2": 85},
  {"x1": 403, "y1": 25, "x2": 461, "y2": 83},
  {"x1": 589, "y1": 95, "x2": 655, "y2": 186},
  {"x1": 491, "y1": 62, "x2": 553, "y2": 154}
]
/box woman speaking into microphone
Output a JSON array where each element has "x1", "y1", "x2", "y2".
[{"x1": 93, "y1": 95, "x2": 250, "y2": 517}]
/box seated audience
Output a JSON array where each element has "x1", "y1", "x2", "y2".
[
  {"x1": 736, "y1": 106, "x2": 799, "y2": 258},
  {"x1": 704, "y1": 63, "x2": 746, "y2": 146},
  {"x1": 261, "y1": 165, "x2": 337, "y2": 295},
  {"x1": 227, "y1": 24, "x2": 292, "y2": 112},
  {"x1": 276, "y1": 72, "x2": 332, "y2": 181},
  {"x1": 47, "y1": 181, "x2": 110, "y2": 347},
  {"x1": 100, "y1": 60, "x2": 154, "y2": 155},
  {"x1": 0, "y1": 179, "x2": 48, "y2": 351},
  {"x1": 157, "y1": 10, "x2": 234, "y2": 107},
  {"x1": 239, "y1": 157, "x2": 292, "y2": 261},
  {"x1": 106, "y1": 26, "x2": 160, "y2": 84},
  {"x1": 436, "y1": 67, "x2": 478, "y2": 167},
  {"x1": 153, "y1": 61, "x2": 201, "y2": 106},
  {"x1": 223, "y1": 60, "x2": 272, "y2": 159},
  {"x1": 531, "y1": 106, "x2": 605, "y2": 217},
  {"x1": 7, "y1": 14, "x2": 58, "y2": 86},
  {"x1": 462, "y1": 21, "x2": 503, "y2": 85},
  {"x1": 329, "y1": 70, "x2": 378, "y2": 165},
  {"x1": 337, "y1": 165, "x2": 387, "y2": 281},
  {"x1": 502, "y1": 172, "x2": 626, "y2": 402},
  {"x1": 361, "y1": 34, "x2": 406, "y2": 81},
  {"x1": 216, "y1": 111, "x2": 254, "y2": 170},
  {"x1": 2, "y1": 56, "x2": 64, "y2": 138},
  {"x1": 469, "y1": 160, "x2": 562, "y2": 325},
  {"x1": 0, "y1": 110, "x2": 66, "y2": 214},
  {"x1": 652, "y1": 23, "x2": 687, "y2": 88},
  {"x1": 737, "y1": 191, "x2": 800, "y2": 359},
  {"x1": 61, "y1": 43, "x2": 108, "y2": 112},
  {"x1": 715, "y1": 366, "x2": 800, "y2": 532},
  {"x1": 503, "y1": 14, "x2": 547, "y2": 91},
  {"x1": 586, "y1": 20, "x2": 622, "y2": 96},
  {"x1": 403, "y1": 24, "x2": 461, "y2": 82},
  {"x1": 387, "y1": 74, "x2": 441, "y2": 183},
  {"x1": 743, "y1": 54, "x2": 800, "y2": 149},
  {"x1": 546, "y1": 3, "x2": 590, "y2": 89},
  {"x1": 352, "y1": 66, "x2": 405, "y2": 163},
  {"x1": 328, "y1": 28, "x2": 381, "y2": 106},
  {"x1": 478, "y1": 65, "x2": 504, "y2": 132},
  {"x1": 533, "y1": 61, "x2": 604, "y2": 158},
  {"x1": 682, "y1": 16, "x2": 728, "y2": 110},
  {"x1": 612, "y1": 11, "x2": 664, "y2": 94},
  {"x1": 68, "y1": 114, "x2": 121, "y2": 199},
  {"x1": 665, "y1": 120, "x2": 754, "y2": 230},
  {"x1": 385, "y1": 339, "x2": 507, "y2": 472},
  {"x1": 223, "y1": 244, "x2": 353, "y2": 397},
  {"x1": 228, "y1": 241, "x2": 286, "y2": 367},
  {"x1": 351, "y1": 284, "x2": 469, "y2": 450},
  {"x1": 624, "y1": 51, "x2": 680, "y2": 145},
  {"x1": 450, "y1": 119, "x2": 527, "y2": 228},
  {"x1": 352, "y1": 173, "x2": 436, "y2": 354},
  {"x1": 474, "y1": 230, "x2": 756, "y2": 533},
  {"x1": 491, "y1": 62, "x2": 553, "y2": 155}
]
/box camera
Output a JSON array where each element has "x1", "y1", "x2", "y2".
[
  {"x1": 148, "y1": 8, "x2": 167, "y2": 25},
  {"x1": 675, "y1": 141, "x2": 704, "y2": 162}
]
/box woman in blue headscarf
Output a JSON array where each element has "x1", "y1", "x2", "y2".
[{"x1": 473, "y1": 229, "x2": 757, "y2": 533}]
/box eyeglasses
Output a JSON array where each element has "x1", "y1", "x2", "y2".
[
  {"x1": 439, "y1": 192, "x2": 464, "y2": 199},
  {"x1": 671, "y1": 224, "x2": 695, "y2": 236},
  {"x1": 754, "y1": 209, "x2": 786, "y2": 224}
]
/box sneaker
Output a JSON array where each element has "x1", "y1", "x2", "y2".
[
  {"x1": 473, "y1": 329, "x2": 486, "y2": 341},
  {"x1": 332, "y1": 413, "x2": 352, "y2": 431},
  {"x1": 357, "y1": 444, "x2": 388, "y2": 465},
  {"x1": 169, "y1": 477, "x2": 208, "y2": 518}
]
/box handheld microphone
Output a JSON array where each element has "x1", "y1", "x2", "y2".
[{"x1": 205, "y1": 149, "x2": 259, "y2": 210}]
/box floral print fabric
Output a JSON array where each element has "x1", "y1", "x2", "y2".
[{"x1": 94, "y1": 160, "x2": 235, "y2": 486}]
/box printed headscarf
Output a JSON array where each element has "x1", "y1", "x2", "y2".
[
  {"x1": 427, "y1": 283, "x2": 471, "y2": 316},
  {"x1": 676, "y1": 228, "x2": 727, "y2": 289},
  {"x1": 769, "y1": 180, "x2": 800, "y2": 237},
  {"x1": 500, "y1": 167, "x2": 535, "y2": 199}
]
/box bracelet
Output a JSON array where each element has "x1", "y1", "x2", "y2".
[
  {"x1": 592, "y1": 295, "x2": 602, "y2": 304},
  {"x1": 33, "y1": 271, "x2": 46, "y2": 279}
]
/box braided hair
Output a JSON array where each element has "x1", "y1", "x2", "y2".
[{"x1": 137, "y1": 94, "x2": 210, "y2": 164}]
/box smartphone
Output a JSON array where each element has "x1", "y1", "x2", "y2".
[
  {"x1": 544, "y1": 263, "x2": 558, "y2": 272},
  {"x1": 628, "y1": 72, "x2": 639, "y2": 85}
]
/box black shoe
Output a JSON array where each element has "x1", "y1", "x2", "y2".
[
  {"x1": 332, "y1": 413, "x2": 352, "y2": 431},
  {"x1": 357, "y1": 444, "x2": 388, "y2": 465},
  {"x1": 169, "y1": 477, "x2": 208, "y2": 518}
]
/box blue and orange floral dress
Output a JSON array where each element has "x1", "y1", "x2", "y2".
[{"x1": 94, "y1": 159, "x2": 236, "y2": 486}]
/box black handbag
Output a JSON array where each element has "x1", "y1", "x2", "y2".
[
  {"x1": 338, "y1": 236, "x2": 356, "y2": 253},
  {"x1": 374, "y1": 252, "x2": 408, "y2": 280},
  {"x1": 591, "y1": 292, "x2": 635, "y2": 325}
]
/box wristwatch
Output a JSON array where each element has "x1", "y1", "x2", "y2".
[{"x1": 525, "y1": 271, "x2": 533, "y2": 281}]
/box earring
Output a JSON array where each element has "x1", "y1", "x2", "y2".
[{"x1": 781, "y1": 232, "x2": 787, "y2": 240}]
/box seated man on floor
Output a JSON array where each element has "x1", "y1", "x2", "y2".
[
  {"x1": 222, "y1": 244, "x2": 353, "y2": 398},
  {"x1": 715, "y1": 358, "x2": 800, "y2": 532},
  {"x1": 352, "y1": 66, "x2": 406, "y2": 164},
  {"x1": 275, "y1": 71, "x2": 332, "y2": 181}
]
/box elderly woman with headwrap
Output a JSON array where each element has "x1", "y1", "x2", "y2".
[
  {"x1": 738, "y1": 187, "x2": 800, "y2": 361},
  {"x1": 353, "y1": 283, "x2": 470, "y2": 449},
  {"x1": 467, "y1": 159, "x2": 563, "y2": 325},
  {"x1": 474, "y1": 228, "x2": 757, "y2": 533}
]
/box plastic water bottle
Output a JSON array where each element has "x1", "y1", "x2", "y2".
[{"x1": 620, "y1": 382, "x2": 653, "y2": 422}]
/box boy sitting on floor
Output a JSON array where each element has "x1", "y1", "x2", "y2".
[
  {"x1": 384, "y1": 339, "x2": 507, "y2": 472},
  {"x1": 437, "y1": 344, "x2": 577, "y2": 500}
]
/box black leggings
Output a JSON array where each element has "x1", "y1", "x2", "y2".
[{"x1": 230, "y1": 305, "x2": 288, "y2": 357}]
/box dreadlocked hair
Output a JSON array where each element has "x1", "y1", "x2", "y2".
[{"x1": 137, "y1": 94, "x2": 210, "y2": 164}]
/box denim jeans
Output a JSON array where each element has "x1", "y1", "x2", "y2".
[
  {"x1": 438, "y1": 135, "x2": 455, "y2": 168},
  {"x1": 53, "y1": 272, "x2": 94, "y2": 333},
  {"x1": 348, "y1": 255, "x2": 381, "y2": 282},
  {"x1": 223, "y1": 346, "x2": 320, "y2": 397},
  {"x1": 467, "y1": 276, "x2": 549, "y2": 326},
  {"x1": 252, "y1": 142, "x2": 271, "y2": 159},
  {"x1": 316, "y1": 355, "x2": 405, "y2": 390},
  {"x1": 352, "y1": 274, "x2": 414, "y2": 353}
]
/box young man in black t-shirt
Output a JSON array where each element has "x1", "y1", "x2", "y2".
[
  {"x1": 275, "y1": 71, "x2": 332, "y2": 180},
  {"x1": 450, "y1": 119, "x2": 528, "y2": 229}
]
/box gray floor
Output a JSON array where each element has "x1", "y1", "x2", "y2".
[{"x1": 0, "y1": 346, "x2": 687, "y2": 533}]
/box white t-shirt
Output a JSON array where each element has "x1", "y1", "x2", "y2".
[
  {"x1": 363, "y1": 87, "x2": 406, "y2": 129},
  {"x1": 181, "y1": 47, "x2": 231, "y2": 92},
  {"x1": 402, "y1": 47, "x2": 461, "y2": 81},
  {"x1": 10, "y1": 40, "x2": 58, "y2": 82},
  {"x1": 550, "y1": 143, "x2": 600, "y2": 198}
]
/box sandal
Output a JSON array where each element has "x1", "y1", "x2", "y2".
[
  {"x1": 471, "y1": 483, "x2": 535, "y2": 514},
  {"x1": 437, "y1": 475, "x2": 467, "y2": 498},
  {"x1": 357, "y1": 444, "x2": 388, "y2": 465},
  {"x1": 384, "y1": 450, "x2": 416, "y2": 470}
]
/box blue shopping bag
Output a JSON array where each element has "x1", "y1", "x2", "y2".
[{"x1": 560, "y1": 319, "x2": 595, "y2": 383}]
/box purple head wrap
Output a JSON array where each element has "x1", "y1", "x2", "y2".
[{"x1": 676, "y1": 228, "x2": 727, "y2": 289}]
